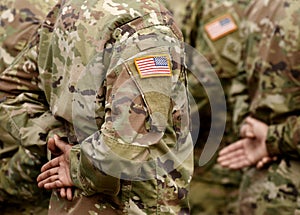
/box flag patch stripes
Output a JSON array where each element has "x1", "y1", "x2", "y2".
[{"x1": 134, "y1": 55, "x2": 172, "y2": 78}]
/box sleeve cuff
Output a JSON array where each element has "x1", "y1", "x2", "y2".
[
  {"x1": 265, "y1": 124, "x2": 283, "y2": 156},
  {"x1": 69, "y1": 144, "x2": 120, "y2": 196}
]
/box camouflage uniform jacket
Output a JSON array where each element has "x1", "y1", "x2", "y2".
[
  {"x1": 37, "y1": 0, "x2": 193, "y2": 214},
  {"x1": 233, "y1": 0, "x2": 300, "y2": 159},
  {"x1": 0, "y1": 0, "x2": 61, "y2": 205}
]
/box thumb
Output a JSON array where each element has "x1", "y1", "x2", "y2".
[
  {"x1": 245, "y1": 129, "x2": 255, "y2": 139},
  {"x1": 245, "y1": 116, "x2": 257, "y2": 126},
  {"x1": 240, "y1": 123, "x2": 255, "y2": 138},
  {"x1": 53, "y1": 134, "x2": 69, "y2": 153},
  {"x1": 48, "y1": 137, "x2": 62, "y2": 156}
]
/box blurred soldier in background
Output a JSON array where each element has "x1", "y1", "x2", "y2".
[
  {"x1": 218, "y1": 0, "x2": 300, "y2": 214},
  {"x1": 162, "y1": 0, "x2": 251, "y2": 214},
  {"x1": 0, "y1": 0, "x2": 60, "y2": 214}
]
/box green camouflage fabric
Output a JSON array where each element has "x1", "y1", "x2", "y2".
[
  {"x1": 0, "y1": 0, "x2": 60, "y2": 214},
  {"x1": 160, "y1": 0, "x2": 196, "y2": 43},
  {"x1": 163, "y1": 0, "x2": 252, "y2": 214},
  {"x1": 0, "y1": 0, "x2": 57, "y2": 74},
  {"x1": 232, "y1": 0, "x2": 300, "y2": 214},
  {"x1": 35, "y1": 0, "x2": 193, "y2": 214}
]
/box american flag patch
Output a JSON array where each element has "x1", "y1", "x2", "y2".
[
  {"x1": 205, "y1": 14, "x2": 238, "y2": 41},
  {"x1": 134, "y1": 55, "x2": 172, "y2": 78}
]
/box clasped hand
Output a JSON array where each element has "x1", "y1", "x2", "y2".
[
  {"x1": 37, "y1": 134, "x2": 74, "y2": 200},
  {"x1": 217, "y1": 116, "x2": 276, "y2": 169}
]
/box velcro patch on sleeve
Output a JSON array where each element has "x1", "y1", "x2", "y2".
[
  {"x1": 205, "y1": 14, "x2": 238, "y2": 41},
  {"x1": 134, "y1": 55, "x2": 172, "y2": 78}
]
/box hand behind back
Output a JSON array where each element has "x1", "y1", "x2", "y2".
[{"x1": 37, "y1": 135, "x2": 74, "y2": 200}]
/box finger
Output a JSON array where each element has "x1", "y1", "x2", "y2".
[
  {"x1": 48, "y1": 137, "x2": 62, "y2": 156},
  {"x1": 218, "y1": 152, "x2": 245, "y2": 166},
  {"x1": 244, "y1": 116, "x2": 258, "y2": 126},
  {"x1": 241, "y1": 124, "x2": 255, "y2": 139},
  {"x1": 245, "y1": 129, "x2": 255, "y2": 139},
  {"x1": 43, "y1": 180, "x2": 64, "y2": 190},
  {"x1": 256, "y1": 157, "x2": 272, "y2": 169},
  {"x1": 60, "y1": 187, "x2": 66, "y2": 199},
  {"x1": 256, "y1": 160, "x2": 264, "y2": 169},
  {"x1": 37, "y1": 174, "x2": 59, "y2": 187},
  {"x1": 262, "y1": 157, "x2": 271, "y2": 163},
  {"x1": 272, "y1": 156, "x2": 278, "y2": 161},
  {"x1": 219, "y1": 156, "x2": 249, "y2": 169},
  {"x1": 66, "y1": 187, "x2": 73, "y2": 201},
  {"x1": 260, "y1": 156, "x2": 275, "y2": 166},
  {"x1": 217, "y1": 148, "x2": 245, "y2": 163},
  {"x1": 221, "y1": 153, "x2": 252, "y2": 169},
  {"x1": 53, "y1": 135, "x2": 69, "y2": 153},
  {"x1": 218, "y1": 150, "x2": 247, "y2": 167},
  {"x1": 37, "y1": 167, "x2": 59, "y2": 182},
  {"x1": 257, "y1": 155, "x2": 279, "y2": 169},
  {"x1": 218, "y1": 139, "x2": 245, "y2": 156},
  {"x1": 227, "y1": 159, "x2": 252, "y2": 169},
  {"x1": 240, "y1": 124, "x2": 255, "y2": 138},
  {"x1": 41, "y1": 157, "x2": 60, "y2": 172}
]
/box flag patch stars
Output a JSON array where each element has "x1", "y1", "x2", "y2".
[{"x1": 134, "y1": 55, "x2": 172, "y2": 78}]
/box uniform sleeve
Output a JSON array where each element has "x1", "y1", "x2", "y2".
[
  {"x1": 266, "y1": 116, "x2": 300, "y2": 158},
  {"x1": 69, "y1": 25, "x2": 192, "y2": 196}
]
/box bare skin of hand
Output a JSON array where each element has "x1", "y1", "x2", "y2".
[
  {"x1": 243, "y1": 117, "x2": 277, "y2": 168},
  {"x1": 37, "y1": 135, "x2": 74, "y2": 200},
  {"x1": 256, "y1": 156, "x2": 278, "y2": 169},
  {"x1": 47, "y1": 136, "x2": 63, "y2": 157},
  {"x1": 217, "y1": 116, "x2": 269, "y2": 169},
  {"x1": 242, "y1": 117, "x2": 268, "y2": 141},
  {"x1": 240, "y1": 119, "x2": 255, "y2": 139}
]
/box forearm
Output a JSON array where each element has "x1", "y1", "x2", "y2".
[{"x1": 69, "y1": 143, "x2": 120, "y2": 196}]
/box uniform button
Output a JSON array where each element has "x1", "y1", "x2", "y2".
[{"x1": 112, "y1": 28, "x2": 123, "y2": 40}]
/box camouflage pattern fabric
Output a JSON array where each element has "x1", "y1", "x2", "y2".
[
  {"x1": 232, "y1": 0, "x2": 300, "y2": 214},
  {"x1": 35, "y1": 0, "x2": 193, "y2": 214},
  {"x1": 163, "y1": 0, "x2": 252, "y2": 214},
  {"x1": 0, "y1": 0, "x2": 57, "y2": 74},
  {"x1": 0, "y1": 0, "x2": 60, "y2": 214}
]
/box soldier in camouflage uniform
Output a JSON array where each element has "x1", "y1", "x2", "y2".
[
  {"x1": 162, "y1": 0, "x2": 251, "y2": 214},
  {"x1": 21, "y1": 0, "x2": 193, "y2": 214},
  {"x1": 218, "y1": 0, "x2": 300, "y2": 214},
  {"x1": 0, "y1": 0, "x2": 60, "y2": 214}
]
